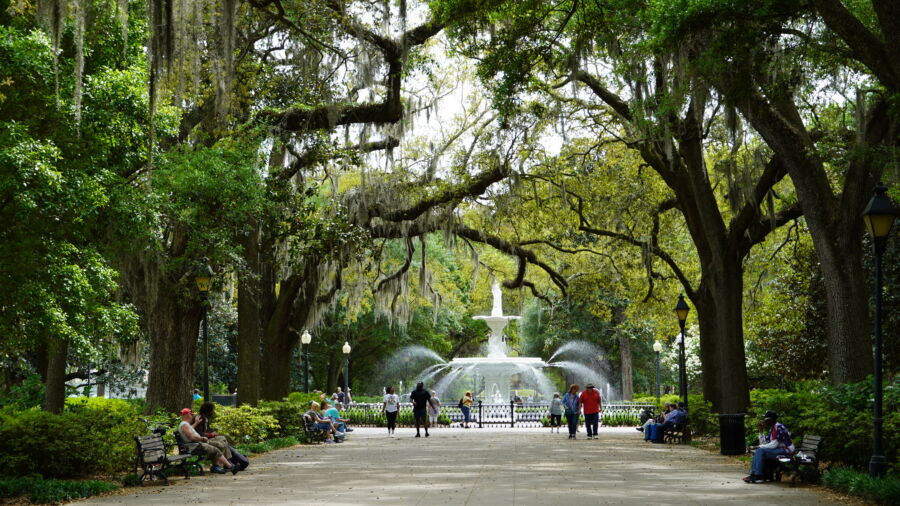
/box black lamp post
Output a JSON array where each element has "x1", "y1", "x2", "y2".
[
  {"x1": 300, "y1": 329, "x2": 312, "y2": 393},
  {"x1": 342, "y1": 341, "x2": 351, "y2": 402},
  {"x1": 862, "y1": 182, "x2": 896, "y2": 479},
  {"x1": 674, "y1": 294, "x2": 690, "y2": 419},
  {"x1": 653, "y1": 340, "x2": 662, "y2": 402},
  {"x1": 194, "y1": 260, "x2": 214, "y2": 402}
]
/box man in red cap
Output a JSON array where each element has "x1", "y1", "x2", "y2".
[{"x1": 179, "y1": 408, "x2": 237, "y2": 474}]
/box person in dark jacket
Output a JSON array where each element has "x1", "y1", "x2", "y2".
[{"x1": 409, "y1": 382, "x2": 431, "y2": 438}]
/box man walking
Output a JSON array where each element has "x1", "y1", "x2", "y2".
[
  {"x1": 409, "y1": 382, "x2": 431, "y2": 438},
  {"x1": 579, "y1": 383, "x2": 602, "y2": 440}
]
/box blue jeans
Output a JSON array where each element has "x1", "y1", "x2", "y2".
[
  {"x1": 751, "y1": 447, "x2": 787, "y2": 477},
  {"x1": 584, "y1": 413, "x2": 599, "y2": 437},
  {"x1": 461, "y1": 406, "x2": 471, "y2": 424},
  {"x1": 644, "y1": 422, "x2": 655, "y2": 441},
  {"x1": 315, "y1": 422, "x2": 331, "y2": 431}
]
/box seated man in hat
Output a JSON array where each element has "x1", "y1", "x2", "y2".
[
  {"x1": 744, "y1": 410, "x2": 794, "y2": 483},
  {"x1": 178, "y1": 408, "x2": 238, "y2": 474}
]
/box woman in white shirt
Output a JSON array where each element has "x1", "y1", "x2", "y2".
[
  {"x1": 382, "y1": 386, "x2": 400, "y2": 437},
  {"x1": 428, "y1": 391, "x2": 441, "y2": 427}
]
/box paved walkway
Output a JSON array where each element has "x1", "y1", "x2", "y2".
[{"x1": 78, "y1": 428, "x2": 841, "y2": 505}]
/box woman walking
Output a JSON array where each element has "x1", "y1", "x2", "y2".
[
  {"x1": 428, "y1": 391, "x2": 441, "y2": 427},
  {"x1": 549, "y1": 392, "x2": 563, "y2": 433},
  {"x1": 383, "y1": 386, "x2": 400, "y2": 437},
  {"x1": 460, "y1": 391, "x2": 473, "y2": 428},
  {"x1": 563, "y1": 384, "x2": 581, "y2": 439}
]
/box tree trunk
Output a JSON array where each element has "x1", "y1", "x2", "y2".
[
  {"x1": 693, "y1": 255, "x2": 751, "y2": 413},
  {"x1": 813, "y1": 220, "x2": 872, "y2": 383},
  {"x1": 237, "y1": 223, "x2": 262, "y2": 406},
  {"x1": 42, "y1": 339, "x2": 68, "y2": 413},
  {"x1": 144, "y1": 292, "x2": 202, "y2": 414},
  {"x1": 612, "y1": 305, "x2": 633, "y2": 400}
]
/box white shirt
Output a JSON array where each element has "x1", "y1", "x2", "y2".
[
  {"x1": 383, "y1": 393, "x2": 400, "y2": 413},
  {"x1": 179, "y1": 420, "x2": 202, "y2": 441}
]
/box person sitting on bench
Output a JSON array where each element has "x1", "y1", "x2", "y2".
[
  {"x1": 305, "y1": 402, "x2": 344, "y2": 442},
  {"x1": 744, "y1": 410, "x2": 794, "y2": 483},
  {"x1": 649, "y1": 402, "x2": 686, "y2": 443},
  {"x1": 642, "y1": 403, "x2": 672, "y2": 440},
  {"x1": 321, "y1": 400, "x2": 353, "y2": 433},
  {"x1": 178, "y1": 408, "x2": 237, "y2": 475}
]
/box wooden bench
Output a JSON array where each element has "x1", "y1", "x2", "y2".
[
  {"x1": 775, "y1": 435, "x2": 823, "y2": 485},
  {"x1": 172, "y1": 429, "x2": 210, "y2": 476},
  {"x1": 134, "y1": 434, "x2": 192, "y2": 486},
  {"x1": 303, "y1": 414, "x2": 329, "y2": 443}
]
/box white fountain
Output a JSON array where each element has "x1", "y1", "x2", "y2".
[{"x1": 449, "y1": 282, "x2": 545, "y2": 403}]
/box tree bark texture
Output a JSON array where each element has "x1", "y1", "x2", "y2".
[
  {"x1": 144, "y1": 292, "x2": 202, "y2": 413},
  {"x1": 42, "y1": 338, "x2": 68, "y2": 413},
  {"x1": 237, "y1": 224, "x2": 263, "y2": 406},
  {"x1": 612, "y1": 305, "x2": 633, "y2": 401}
]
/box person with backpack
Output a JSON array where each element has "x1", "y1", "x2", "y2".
[
  {"x1": 563, "y1": 384, "x2": 581, "y2": 439},
  {"x1": 459, "y1": 391, "x2": 473, "y2": 428}
]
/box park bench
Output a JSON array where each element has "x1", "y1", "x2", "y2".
[
  {"x1": 775, "y1": 435, "x2": 823, "y2": 485},
  {"x1": 664, "y1": 422, "x2": 689, "y2": 444},
  {"x1": 303, "y1": 414, "x2": 329, "y2": 443},
  {"x1": 134, "y1": 434, "x2": 192, "y2": 486},
  {"x1": 172, "y1": 429, "x2": 210, "y2": 476}
]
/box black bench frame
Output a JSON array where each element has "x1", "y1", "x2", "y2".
[
  {"x1": 775, "y1": 435, "x2": 823, "y2": 486},
  {"x1": 303, "y1": 414, "x2": 329, "y2": 443},
  {"x1": 664, "y1": 422, "x2": 690, "y2": 444},
  {"x1": 172, "y1": 429, "x2": 211, "y2": 476},
  {"x1": 134, "y1": 434, "x2": 191, "y2": 486}
]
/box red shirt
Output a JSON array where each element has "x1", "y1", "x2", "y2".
[{"x1": 579, "y1": 388, "x2": 602, "y2": 414}]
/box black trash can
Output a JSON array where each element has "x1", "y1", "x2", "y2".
[{"x1": 718, "y1": 413, "x2": 746, "y2": 455}]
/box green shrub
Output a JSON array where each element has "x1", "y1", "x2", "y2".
[
  {"x1": 822, "y1": 467, "x2": 900, "y2": 505},
  {"x1": 0, "y1": 477, "x2": 118, "y2": 503},
  {"x1": 258, "y1": 401, "x2": 305, "y2": 438},
  {"x1": 213, "y1": 405, "x2": 279, "y2": 444},
  {"x1": 285, "y1": 392, "x2": 323, "y2": 406},
  {"x1": 235, "y1": 436, "x2": 299, "y2": 455},
  {"x1": 0, "y1": 397, "x2": 143, "y2": 478},
  {"x1": 0, "y1": 375, "x2": 44, "y2": 410}
]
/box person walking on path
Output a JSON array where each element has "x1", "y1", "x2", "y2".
[
  {"x1": 427, "y1": 391, "x2": 441, "y2": 427},
  {"x1": 410, "y1": 382, "x2": 431, "y2": 437},
  {"x1": 460, "y1": 391, "x2": 473, "y2": 428},
  {"x1": 579, "y1": 383, "x2": 602, "y2": 440},
  {"x1": 549, "y1": 392, "x2": 563, "y2": 433},
  {"x1": 563, "y1": 384, "x2": 581, "y2": 439},
  {"x1": 383, "y1": 386, "x2": 400, "y2": 437}
]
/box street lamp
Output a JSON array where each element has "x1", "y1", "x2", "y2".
[
  {"x1": 862, "y1": 182, "x2": 896, "y2": 479},
  {"x1": 194, "y1": 259, "x2": 214, "y2": 402},
  {"x1": 342, "y1": 342, "x2": 351, "y2": 404},
  {"x1": 300, "y1": 330, "x2": 312, "y2": 393},
  {"x1": 653, "y1": 340, "x2": 662, "y2": 402},
  {"x1": 674, "y1": 294, "x2": 690, "y2": 419}
]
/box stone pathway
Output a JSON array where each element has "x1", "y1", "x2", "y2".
[{"x1": 77, "y1": 427, "x2": 842, "y2": 505}]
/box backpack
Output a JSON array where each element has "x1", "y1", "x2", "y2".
[{"x1": 458, "y1": 398, "x2": 464, "y2": 409}]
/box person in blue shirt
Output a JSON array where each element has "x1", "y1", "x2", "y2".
[
  {"x1": 193, "y1": 389, "x2": 201, "y2": 401},
  {"x1": 322, "y1": 400, "x2": 353, "y2": 433},
  {"x1": 562, "y1": 384, "x2": 581, "y2": 439},
  {"x1": 650, "y1": 402, "x2": 687, "y2": 443}
]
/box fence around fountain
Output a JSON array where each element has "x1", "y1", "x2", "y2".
[{"x1": 342, "y1": 401, "x2": 655, "y2": 428}]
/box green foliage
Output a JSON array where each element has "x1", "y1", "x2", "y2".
[
  {"x1": 0, "y1": 375, "x2": 44, "y2": 410},
  {"x1": 285, "y1": 392, "x2": 323, "y2": 405},
  {"x1": 213, "y1": 405, "x2": 280, "y2": 444},
  {"x1": 822, "y1": 468, "x2": 900, "y2": 506},
  {"x1": 0, "y1": 476, "x2": 118, "y2": 503},
  {"x1": 258, "y1": 401, "x2": 305, "y2": 438},
  {"x1": 0, "y1": 398, "x2": 143, "y2": 478}
]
